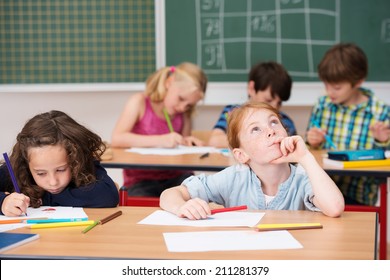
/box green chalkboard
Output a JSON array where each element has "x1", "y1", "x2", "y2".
[
  {"x1": 166, "y1": 0, "x2": 390, "y2": 82},
  {"x1": 0, "y1": 0, "x2": 155, "y2": 84}
]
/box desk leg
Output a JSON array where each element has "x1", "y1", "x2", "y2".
[{"x1": 379, "y1": 180, "x2": 388, "y2": 260}]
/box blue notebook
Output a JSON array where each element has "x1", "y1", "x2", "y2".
[
  {"x1": 327, "y1": 149, "x2": 386, "y2": 161},
  {"x1": 0, "y1": 232, "x2": 39, "y2": 253}
]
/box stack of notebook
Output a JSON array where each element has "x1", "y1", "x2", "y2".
[{"x1": 323, "y1": 149, "x2": 390, "y2": 168}]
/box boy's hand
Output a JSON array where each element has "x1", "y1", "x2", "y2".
[
  {"x1": 370, "y1": 122, "x2": 390, "y2": 143},
  {"x1": 1, "y1": 192, "x2": 30, "y2": 217},
  {"x1": 306, "y1": 127, "x2": 326, "y2": 148},
  {"x1": 176, "y1": 198, "x2": 211, "y2": 220}
]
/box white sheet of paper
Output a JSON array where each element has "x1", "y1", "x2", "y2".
[
  {"x1": 126, "y1": 145, "x2": 221, "y2": 155},
  {"x1": 138, "y1": 210, "x2": 264, "y2": 227},
  {"x1": 163, "y1": 230, "x2": 303, "y2": 252},
  {"x1": 0, "y1": 206, "x2": 88, "y2": 232},
  {"x1": 0, "y1": 223, "x2": 29, "y2": 232},
  {"x1": 0, "y1": 206, "x2": 88, "y2": 221}
]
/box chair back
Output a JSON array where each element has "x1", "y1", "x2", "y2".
[{"x1": 119, "y1": 186, "x2": 160, "y2": 207}]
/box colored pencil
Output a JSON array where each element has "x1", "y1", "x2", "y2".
[
  {"x1": 312, "y1": 120, "x2": 337, "y2": 149},
  {"x1": 199, "y1": 152, "x2": 209, "y2": 159},
  {"x1": 100, "y1": 210, "x2": 122, "y2": 225},
  {"x1": 163, "y1": 108, "x2": 174, "y2": 133},
  {"x1": 0, "y1": 217, "x2": 49, "y2": 224},
  {"x1": 256, "y1": 222, "x2": 323, "y2": 231},
  {"x1": 30, "y1": 220, "x2": 95, "y2": 229},
  {"x1": 210, "y1": 205, "x2": 247, "y2": 215},
  {"x1": 82, "y1": 210, "x2": 122, "y2": 234},
  {"x1": 81, "y1": 221, "x2": 99, "y2": 234},
  {"x1": 26, "y1": 218, "x2": 88, "y2": 224},
  {"x1": 2, "y1": 153, "x2": 21, "y2": 193}
]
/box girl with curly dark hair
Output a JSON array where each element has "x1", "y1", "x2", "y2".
[{"x1": 0, "y1": 110, "x2": 119, "y2": 216}]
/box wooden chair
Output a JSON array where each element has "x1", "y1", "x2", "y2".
[
  {"x1": 344, "y1": 182, "x2": 387, "y2": 260},
  {"x1": 119, "y1": 186, "x2": 160, "y2": 207}
]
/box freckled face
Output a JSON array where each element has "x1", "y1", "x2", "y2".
[
  {"x1": 28, "y1": 144, "x2": 71, "y2": 194},
  {"x1": 238, "y1": 108, "x2": 287, "y2": 163}
]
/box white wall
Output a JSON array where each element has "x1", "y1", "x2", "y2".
[{"x1": 0, "y1": 82, "x2": 389, "y2": 243}]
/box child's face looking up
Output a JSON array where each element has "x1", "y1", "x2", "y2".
[
  {"x1": 238, "y1": 108, "x2": 287, "y2": 163},
  {"x1": 27, "y1": 144, "x2": 72, "y2": 194}
]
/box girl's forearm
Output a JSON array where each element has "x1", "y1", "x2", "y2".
[{"x1": 299, "y1": 153, "x2": 344, "y2": 217}]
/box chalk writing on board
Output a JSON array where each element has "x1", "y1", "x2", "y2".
[
  {"x1": 195, "y1": 0, "x2": 340, "y2": 78},
  {"x1": 382, "y1": 19, "x2": 390, "y2": 43}
]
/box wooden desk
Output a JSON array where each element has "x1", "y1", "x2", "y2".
[
  {"x1": 101, "y1": 148, "x2": 235, "y2": 171},
  {"x1": 0, "y1": 207, "x2": 377, "y2": 260},
  {"x1": 101, "y1": 148, "x2": 388, "y2": 260}
]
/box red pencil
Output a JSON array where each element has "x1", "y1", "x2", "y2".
[{"x1": 210, "y1": 205, "x2": 247, "y2": 215}]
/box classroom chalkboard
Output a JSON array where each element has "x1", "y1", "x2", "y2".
[
  {"x1": 166, "y1": 0, "x2": 390, "y2": 82},
  {"x1": 0, "y1": 0, "x2": 155, "y2": 84}
]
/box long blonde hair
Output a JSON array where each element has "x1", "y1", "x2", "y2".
[{"x1": 145, "y1": 62, "x2": 207, "y2": 113}]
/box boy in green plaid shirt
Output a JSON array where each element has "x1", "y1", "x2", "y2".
[{"x1": 306, "y1": 43, "x2": 389, "y2": 206}]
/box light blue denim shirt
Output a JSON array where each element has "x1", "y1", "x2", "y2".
[{"x1": 183, "y1": 164, "x2": 319, "y2": 212}]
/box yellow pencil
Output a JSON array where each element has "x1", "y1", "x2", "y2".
[
  {"x1": 30, "y1": 220, "x2": 95, "y2": 229},
  {"x1": 256, "y1": 222, "x2": 322, "y2": 231}
]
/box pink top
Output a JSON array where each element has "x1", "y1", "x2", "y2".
[{"x1": 123, "y1": 97, "x2": 188, "y2": 186}]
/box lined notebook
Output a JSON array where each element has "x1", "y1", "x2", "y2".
[{"x1": 0, "y1": 232, "x2": 39, "y2": 253}]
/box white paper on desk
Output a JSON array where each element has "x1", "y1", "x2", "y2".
[
  {"x1": 0, "y1": 223, "x2": 29, "y2": 232},
  {"x1": 0, "y1": 206, "x2": 88, "y2": 232},
  {"x1": 163, "y1": 230, "x2": 303, "y2": 252},
  {"x1": 138, "y1": 210, "x2": 264, "y2": 227},
  {"x1": 126, "y1": 145, "x2": 221, "y2": 155},
  {"x1": 0, "y1": 206, "x2": 88, "y2": 221}
]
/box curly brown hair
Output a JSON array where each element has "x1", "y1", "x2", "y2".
[{"x1": 7, "y1": 110, "x2": 106, "y2": 207}]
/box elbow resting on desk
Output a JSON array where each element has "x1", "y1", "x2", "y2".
[{"x1": 321, "y1": 199, "x2": 345, "y2": 218}]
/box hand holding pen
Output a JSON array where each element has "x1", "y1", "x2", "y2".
[
  {"x1": 177, "y1": 197, "x2": 247, "y2": 220},
  {"x1": 2, "y1": 153, "x2": 29, "y2": 216},
  {"x1": 307, "y1": 120, "x2": 337, "y2": 150}
]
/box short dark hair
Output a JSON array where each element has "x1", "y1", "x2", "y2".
[{"x1": 248, "y1": 61, "x2": 292, "y2": 101}]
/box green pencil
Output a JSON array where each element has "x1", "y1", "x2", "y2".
[{"x1": 163, "y1": 108, "x2": 174, "y2": 132}]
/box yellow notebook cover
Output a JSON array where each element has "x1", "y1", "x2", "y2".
[{"x1": 323, "y1": 158, "x2": 390, "y2": 168}]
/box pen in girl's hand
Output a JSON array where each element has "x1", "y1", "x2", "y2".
[
  {"x1": 163, "y1": 108, "x2": 174, "y2": 133},
  {"x1": 3, "y1": 152, "x2": 27, "y2": 216}
]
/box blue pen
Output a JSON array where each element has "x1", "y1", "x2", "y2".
[
  {"x1": 3, "y1": 152, "x2": 27, "y2": 216},
  {"x1": 26, "y1": 217, "x2": 88, "y2": 224},
  {"x1": 2, "y1": 153, "x2": 21, "y2": 193},
  {"x1": 312, "y1": 120, "x2": 337, "y2": 150}
]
